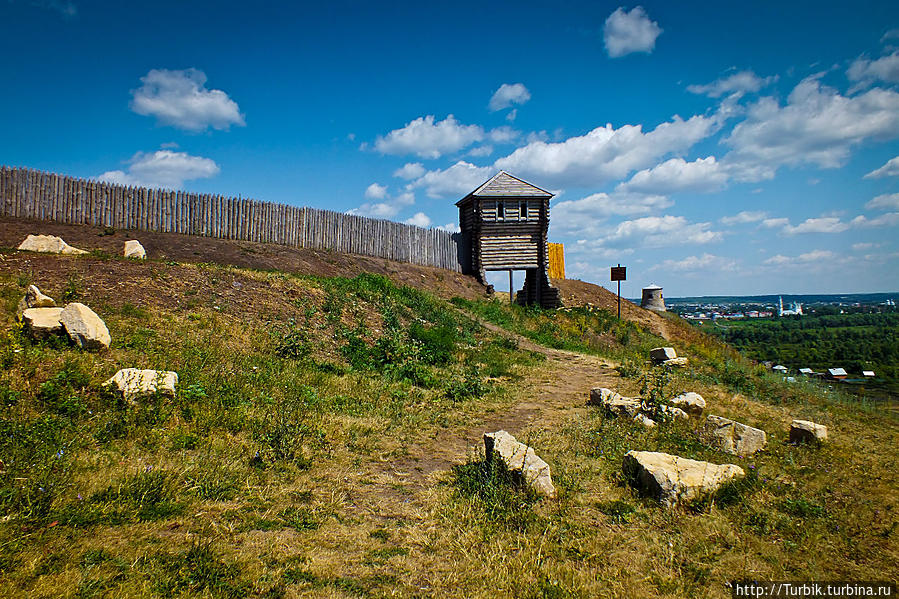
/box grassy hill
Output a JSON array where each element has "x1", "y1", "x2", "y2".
[{"x1": 0, "y1": 223, "x2": 897, "y2": 598}]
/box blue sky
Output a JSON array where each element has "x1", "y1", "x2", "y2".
[{"x1": 2, "y1": 0, "x2": 899, "y2": 297}]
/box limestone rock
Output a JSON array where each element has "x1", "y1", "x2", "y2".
[
  {"x1": 22, "y1": 307, "x2": 64, "y2": 338},
  {"x1": 671, "y1": 392, "x2": 706, "y2": 416},
  {"x1": 123, "y1": 240, "x2": 147, "y2": 259},
  {"x1": 659, "y1": 404, "x2": 689, "y2": 420},
  {"x1": 702, "y1": 415, "x2": 767, "y2": 455},
  {"x1": 484, "y1": 430, "x2": 556, "y2": 499},
  {"x1": 588, "y1": 387, "x2": 642, "y2": 418},
  {"x1": 633, "y1": 413, "x2": 656, "y2": 428},
  {"x1": 104, "y1": 368, "x2": 178, "y2": 404},
  {"x1": 60, "y1": 303, "x2": 110, "y2": 350},
  {"x1": 790, "y1": 419, "x2": 827, "y2": 444},
  {"x1": 17, "y1": 234, "x2": 87, "y2": 255},
  {"x1": 661, "y1": 357, "x2": 689, "y2": 368},
  {"x1": 650, "y1": 347, "x2": 677, "y2": 364},
  {"x1": 16, "y1": 284, "x2": 56, "y2": 319},
  {"x1": 622, "y1": 450, "x2": 745, "y2": 507}
]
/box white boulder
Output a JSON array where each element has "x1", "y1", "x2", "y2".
[
  {"x1": 659, "y1": 404, "x2": 689, "y2": 421},
  {"x1": 104, "y1": 368, "x2": 178, "y2": 404},
  {"x1": 123, "y1": 240, "x2": 147, "y2": 259},
  {"x1": 623, "y1": 450, "x2": 745, "y2": 507},
  {"x1": 588, "y1": 387, "x2": 642, "y2": 418},
  {"x1": 22, "y1": 307, "x2": 64, "y2": 338},
  {"x1": 484, "y1": 430, "x2": 556, "y2": 499},
  {"x1": 650, "y1": 347, "x2": 678, "y2": 364},
  {"x1": 671, "y1": 392, "x2": 706, "y2": 416},
  {"x1": 633, "y1": 413, "x2": 656, "y2": 428},
  {"x1": 60, "y1": 303, "x2": 110, "y2": 350},
  {"x1": 17, "y1": 284, "x2": 56, "y2": 319},
  {"x1": 18, "y1": 234, "x2": 87, "y2": 255},
  {"x1": 790, "y1": 419, "x2": 827, "y2": 444},
  {"x1": 702, "y1": 415, "x2": 767, "y2": 456}
]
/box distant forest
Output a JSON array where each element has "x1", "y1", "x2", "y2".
[{"x1": 703, "y1": 312, "x2": 899, "y2": 384}]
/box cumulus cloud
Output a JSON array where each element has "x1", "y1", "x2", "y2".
[
  {"x1": 650, "y1": 253, "x2": 737, "y2": 273},
  {"x1": 866, "y1": 193, "x2": 899, "y2": 210},
  {"x1": 847, "y1": 52, "x2": 899, "y2": 88},
  {"x1": 494, "y1": 114, "x2": 718, "y2": 187},
  {"x1": 723, "y1": 76, "x2": 899, "y2": 181},
  {"x1": 467, "y1": 146, "x2": 494, "y2": 157},
  {"x1": 764, "y1": 250, "x2": 835, "y2": 265},
  {"x1": 603, "y1": 6, "x2": 662, "y2": 58},
  {"x1": 393, "y1": 162, "x2": 426, "y2": 180},
  {"x1": 850, "y1": 212, "x2": 899, "y2": 227},
  {"x1": 364, "y1": 183, "x2": 388, "y2": 200},
  {"x1": 761, "y1": 217, "x2": 789, "y2": 228},
  {"x1": 374, "y1": 115, "x2": 484, "y2": 159},
  {"x1": 782, "y1": 217, "x2": 850, "y2": 235},
  {"x1": 404, "y1": 212, "x2": 432, "y2": 227},
  {"x1": 407, "y1": 161, "x2": 493, "y2": 199},
  {"x1": 617, "y1": 156, "x2": 729, "y2": 194},
  {"x1": 97, "y1": 150, "x2": 220, "y2": 189},
  {"x1": 348, "y1": 191, "x2": 415, "y2": 220},
  {"x1": 488, "y1": 126, "x2": 520, "y2": 144},
  {"x1": 130, "y1": 68, "x2": 245, "y2": 132},
  {"x1": 864, "y1": 156, "x2": 899, "y2": 179},
  {"x1": 489, "y1": 83, "x2": 531, "y2": 111},
  {"x1": 436, "y1": 222, "x2": 461, "y2": 233},
  {"x1": 583, "y1": 215, "x2": 722, "y2": 250},
  {"x1": 720, "y1": 211, "x2": 767, "y2": 225},
  {"x1": 687, "y1": 70, "x2": 775, "y2": 98},
  {"x1": 552, "y1": 191, "x2": 672, "y2": 237}
]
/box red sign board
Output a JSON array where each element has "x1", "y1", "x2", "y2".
[{"x1": 610, "y1": 266, "x2": 626, "y2": 281}]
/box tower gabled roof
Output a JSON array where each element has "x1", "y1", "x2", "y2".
[{"x1": 456, "y1": 171, "x2": 552, "y2": 205}]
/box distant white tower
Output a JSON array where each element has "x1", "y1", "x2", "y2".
[{"x1": 778, "y1": 296, "x2": 784, "y2": 317}]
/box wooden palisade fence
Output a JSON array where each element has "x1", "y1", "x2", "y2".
[{"x1": 0, "y1": 166, "x2": 464, "y2": 272}]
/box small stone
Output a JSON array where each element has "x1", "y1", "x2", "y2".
[
  {"x1": 702, "y1": 415, "x2": 767, "y2": 455},
  {"x1": 22, "y1": 307, "x2": 64, "y2": 338},
  {"x1": 661, "y1": 357, "x2": 689, "y2": 368},
  {"x1": 633, "y1": 413, "x2": 656, "y2": 428},
  {"x1": 60, "y1": 303, "x2": 110, "y2": 350},
  {"x1": 17, "y1": 234, "x2": 87, "y2": 255},
  {"x1": 104, "y1": 368, "x2": 178, "y2": 404},
  {"x1": 484, "y1": 430, "x2": 556, "y2": 498},
  {"x1": 588, "y1": 387, "x2": 642, "y2": 418},
  {"x1": 622, "y1": 450, "x2": 745, "y2": 507},
  {"x1": 790, "y1": 419, "x2": 827, "y2": 444},
  {"x1": 671, "y1": 392, "x2": 706, "y2": 416},
  {"x1": 659, "y1": 404, "x2": 689, "y2": 420},
  {"x1": 650, "y1": 347, "x2": 677, "y2": 364},
  {"x1": 16, "y1": 284, "x2": 56, "y2": 319},
  {"x1": 123, "y1": 240, "x2": 147, "y2": 259}
]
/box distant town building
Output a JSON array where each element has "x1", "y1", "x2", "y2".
[
  {"x1": 826, "y1": 368, "x2": 848, "y2": 380},
  {"x1": 799, "y1": 368, "x2": 815, "y2": 376},
  {"x1": 863, "y1": 370, "x2": 875, "y2": 378},
  {"x1": 778, "y1": 296, "x2": 803, "y2": 316},
  {"x1": 772, "y1": 365, "x2": 788, "y2": 374},
  {"x1": 641, "y1": 284, "x2": 666, "y2": 312}
]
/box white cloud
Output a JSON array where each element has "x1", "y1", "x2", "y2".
[
  {"x1": 650, "y1": 253, "x2": 737, "y2": 273},
  {"x1": 436, "y1": 222, "x2": 461, "y2": 233},
  {"x1": 764, "y1": 250, "x2": 835, "y2": 265},
  {"x1": 506, "y1": 109, "x2": 518, "y2": 122},
  {"x1": 494, "y1": 114, "x2": 718, "y2": 187},
  {"x1": 762, "y1": 217, "x2": 789, "y2": 228},
  {"x1": 883, "y1": 29, "x2": 899, "y2": 43},
  {"x1": 374, "y1": 115, "x2": 484, "y2": 159},
  {"x1": 467, "y1": 145, "x2": 494, "y2": 157},
  {"x1": 720, "y1": 210, "x2": 767, "y2": 225},
  {"x1": 723, "y1": 76, "x2": 899, "y2": 181},
  {"x1": 851, "y1": 212, "x2": 899, "y2": 227},
  {"x1": 603, "y1": 6, "x2": 662, "y2": 58},
  {"x1": 393, "y1": 162, "x2": 426, "y2": 180},
  {"x1": 488, "y1": 126, "x2": 520, "y2": 144},
  {"x1": 864, "y1": 156, "x2": 899, "y2": 179},
  {"x1": 866, "y1": 193, "x2": 899, "y2": 210},
  {"x1": 583, "y1": 215, "x2": 722, "y2": 250},
  {"x1": 617, "y1": 156, "x2": 729, "y2": 194},
  {"x1": 97, "y1": 150, "x2": 220, "y2": 189},
  {"x1": 552, "y1": 191, "x2": 672, "y2": 237},
  {"x1": 348, "y1": 191, "x2": 415, "y2": 220},
  {"x1": 364, "y1": 183, "x2": 388, "y2": 200},
  {"x1": 847, "y1": 52, "x2": 899, "y2": 88},
  {"x1": 404, "y1": 212, "x2": 432, "y2": 228},
  {"x1": 687, "y1": 70, "x2": 775, "y2": 98},
  {"x1": 408, "y1": 161, "x2": 494, "y2": 199},
  {"x1": 489, "y1": 83, "x2": 531, "y2": 111},
  {"x1": 852, "y1": 242, "x2": 875, "y2": 251},
  {"x1": 782, "y1": 217, "x2": 850, "y2": 235},
  {"x1": 130, "y1": 68, "x2": 245, "y2": 132}
]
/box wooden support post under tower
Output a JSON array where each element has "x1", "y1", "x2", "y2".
[{"x1": 509, "y1": 270, "x2": 513, "y2": 305}]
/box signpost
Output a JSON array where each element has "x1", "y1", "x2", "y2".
[{"x1": 610, "y1": 264, "x2": 626, "y2": 320}]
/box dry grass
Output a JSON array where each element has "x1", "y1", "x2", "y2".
[{"x1": 0, "y1": 252, "x2": 896, "y2": 598}]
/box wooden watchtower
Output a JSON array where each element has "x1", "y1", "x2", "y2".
[{"x1": 456, "y1": 171, "x2": 561, "y2": 309}]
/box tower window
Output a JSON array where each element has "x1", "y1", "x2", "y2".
[{"x1": 497, "y1": 202, "x2": 505, "y2": 221}]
